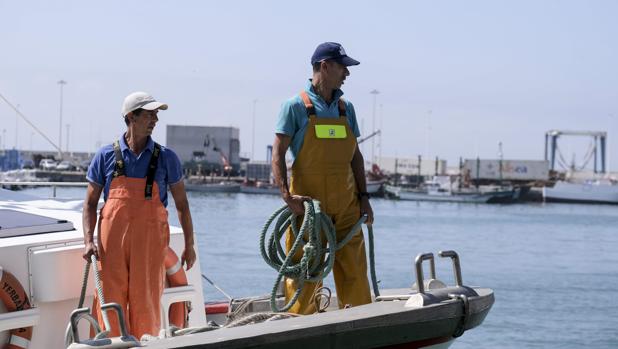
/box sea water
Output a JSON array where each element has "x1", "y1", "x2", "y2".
[{"x1": 21, "y1": 187, "x2": 618, "y2": 348}]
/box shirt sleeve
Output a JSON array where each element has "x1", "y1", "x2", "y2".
[
  {"x1": 165, "y1": 149, "x2": 184, "y2": 185},
  {"x1": 86, "y1": 148, "x2": 106, "y2": 187},
  {"x1": 347, "y1": 102, "x2": 361, "y2": 138},
  {"x1": 275, "y1": 98, "x2": 299, "y2": 136}
]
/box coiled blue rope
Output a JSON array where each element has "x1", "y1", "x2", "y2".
[{"x1": 260, "y1": 200, "x2": 379, "y2": 312}]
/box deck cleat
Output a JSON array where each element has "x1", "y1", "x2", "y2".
[
  {"x1": 405, "y1": 250, "x2": 478, "y2": 308},
  {"x1": 66, "y1": 303, "x2": 140, "y2": 349}
]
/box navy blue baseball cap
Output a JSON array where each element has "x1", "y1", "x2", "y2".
[{"x1": 311, "y1": 42, "x2": 360, "y2": 66}]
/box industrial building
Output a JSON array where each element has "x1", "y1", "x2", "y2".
[{"x1": 166, "y1": 125, "x2": 241, "y2": 174}]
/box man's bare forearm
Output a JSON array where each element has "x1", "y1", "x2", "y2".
[
  {"x1": 82, "y1": 204, "x2": 98, "y2": 244},
  {"x1": 273, "y1": 155, "x2": 290, "y2": 198},
  {"x1": 82, "y1": 183, "x2": 103, "y2": 244},
  {"x1": 170, "y1": 182, "x2": 195, "y2": 247},
  {"x1": 272, "y1": 135, "x2": 292, "y2": 200},
  {"x1": 176, "y1": 205, "x2": 194, "y2": 247},
  {"x1": 351, "y1": 146, "x2": 368, "y2": 193}
]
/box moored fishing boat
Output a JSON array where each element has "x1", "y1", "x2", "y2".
[
  {"x1": 239, "y1": 181, "x2": 279, "y2": 195},
  {"x1": 184, "y1": 179, "x2": 241, "y2": 193},
  {"x1": 0, "y1": 188, "x2": 494, "y2": 349},
  {"x1": 386, "y1": 176, "x2": 518, "y2": 203}
]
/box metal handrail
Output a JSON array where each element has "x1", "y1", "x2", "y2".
[
  {"x1": 0, "y1": 181, "x2": 88, "y2": 198},
  {"x1": 439, "y1": 250, "x2": 463, "y2": 287},
  {"x1": 0, "y1": 181, "x2": 88, "y2": 186},
  {"x1": 414, "y1": 253, "x2": 435, "y2": 294}
]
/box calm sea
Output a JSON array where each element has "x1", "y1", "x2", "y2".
[{"x1": 21, "y1": 187, "x2": 618, "y2": 348}]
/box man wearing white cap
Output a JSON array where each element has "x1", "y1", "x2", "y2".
[{"x1": 82, "y1": 92, "x2": 196, "y2": 339}]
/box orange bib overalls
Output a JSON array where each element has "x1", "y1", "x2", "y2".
[
  {"x1": 284, "y1": 91, "x2": 372, "y2": 314},
  {"x1": 92, "y1": 141, "x2": 170, "y2": 339}
]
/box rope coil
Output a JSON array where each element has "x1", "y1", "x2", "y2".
[{"x1": 260, "y1": 200, "x2": 379, "y2": 312}]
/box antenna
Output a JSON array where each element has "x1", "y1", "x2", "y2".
[{"x1": 0, "y1": 92, "x2": 63, "y2": 154}]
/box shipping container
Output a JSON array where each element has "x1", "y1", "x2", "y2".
[{"x1": 463, "y1": 159, "x2": 549, "y2": 181}]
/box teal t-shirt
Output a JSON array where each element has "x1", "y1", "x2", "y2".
[{"x1": 275, "y1": 80, "x2": 361, "y2": 162}]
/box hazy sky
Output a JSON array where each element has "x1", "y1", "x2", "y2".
[{"x1": 1, "y1": 0, "x2": 617, "y2": 170}]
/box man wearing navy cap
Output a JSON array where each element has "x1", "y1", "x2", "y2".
[{"x1": 272, "y1": 42, "x2": 373, "y2": 314}]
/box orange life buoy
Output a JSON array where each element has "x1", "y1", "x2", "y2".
[
  {"x1": 0, "y1": 267, "x2": 33, "y2": 349},
  {"x1": 163, "y1": 247, "x2": 189, "y2": 328}
]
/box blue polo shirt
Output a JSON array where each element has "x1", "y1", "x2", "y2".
[
  {"x1": 275, "y1": 80, "x2": 361, "y2": 162},
  {"x1": 87, "y1": 135, "x2": 183, "y2": 206}
]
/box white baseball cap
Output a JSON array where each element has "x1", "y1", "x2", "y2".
[{"x1": 121, "y1": 91, "x2": 168, "y2": 117}]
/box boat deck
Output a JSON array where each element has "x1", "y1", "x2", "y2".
[{"x1": 144, "y1": 288, "x2": 493, "y2": 349}]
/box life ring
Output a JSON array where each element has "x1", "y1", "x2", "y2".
[
  {"x1": 0, "y1": 267, "x2": 33, "y2": 349},
  {"x1": 163, "y1": 247, "x2": 189, "y2": 328}
]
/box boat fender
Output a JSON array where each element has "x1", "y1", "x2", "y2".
[
  {"x1": 164, "y1": 247, "x2": 190, "y2": 328},
  {"x1": 0, "y1": 266, "x2": 33, "y2": 349}
]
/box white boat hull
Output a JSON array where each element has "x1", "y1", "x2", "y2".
[
  {"x1": 0, "y1": 189, "x2": 207, "y2": 349},
  {"x1": 367, "y1": 180, "x2": 386, "y2": 195},
  {"x1": 239, "y1": 185, "x2": 279, "y2": 195},
  {"x1": 185, "y1": 181, "x2": 241, "y2": 193},
  {"x1": 543, "y1": 180, "x2": 618, "y2": 204}
]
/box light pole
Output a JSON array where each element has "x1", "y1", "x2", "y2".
[
  {"x1": 57, "y1": 79, "x2": 67, "y2": 159},
  {"x1": 425, "y1": 110, "x2": 432, "y2": 159},
  {"x1": 66, "y1": 124, "x2": 70, "y2": 154},
  {"x1": 370, "y1": 89, "x2": 380, "y2": 164},
  {"x1": 251, "y1": 99, "x2": 257, "y2": 161},
  {"x1": 360, "y1": 117, "x2": 365, "y2": 155},
  {"x1": 379, "y1": 103, "x2": 383, "y2": 165},
  {"x1": 608, "y1": 113, "x2": 614, "y2": 175},
  {"x1": 498, "y1": 141, "x2": 503, "y2": 185},
  {"x1": 15, "y1": 104, "x2": 20, "y2": 149}
]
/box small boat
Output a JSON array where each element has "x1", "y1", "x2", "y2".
[
  {"x1": 543, "y1": 179, "x2": 618, "y2": 204},
  {"x1": 184, "y1": 179, "x2": 241, "y2": 193},
  {"x1": 366, "y1": 164, "x2": 387, "y2": 196},
  {"x1": 240, "y1": 181, "x2": 280, "y2": 195},
  {"x1": 0, "y1": 188, "x2": 494, "y2": 349},
  {"x1": 385, "y1": 176, "x2": 517, "y2": 203}
]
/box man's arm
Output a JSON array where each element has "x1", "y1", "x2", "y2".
[
  {"x1": 82, "y1": 183, "x2": 103, "y2": 261},
  {"x1": 272, "y1": 133, "x2": 310, "y2": 215},
  {"x1": 351, "y1": 145, "x2": 374, "y2": 225},
  {"x1": 170, "y1": 181, "x2": 196, "y2": 270}
]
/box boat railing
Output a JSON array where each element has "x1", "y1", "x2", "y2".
[
  {"x1": 0, "y1": 181, "x2": 88, "y2": 198},
  {"x1": 0, "y1": 307, "x2": 40, "y2": 333}
]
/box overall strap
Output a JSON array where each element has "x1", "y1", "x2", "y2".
[
  {"x1": 145, "y1": 143, "x2": 161, "y2": 200},
  {"x1": 112, "y1": 140, "x2": 126, "y2": 178},
  {"x1": 338, "y1": 98, "x2": 346, "y2": 117},
  {"x1": 300, "y1": 91, "x2": 347, "y2": 117},
  {"x1": 299, "y1": 91, "x2": 316, "y2": 117}
]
